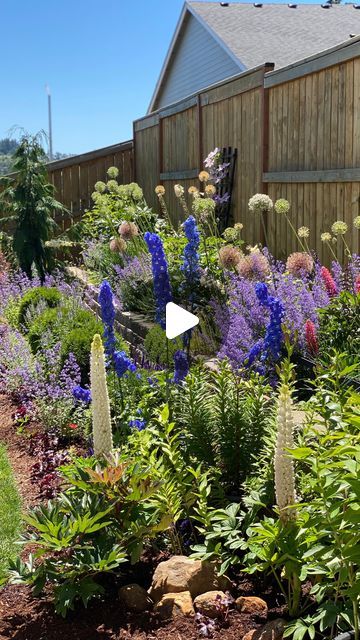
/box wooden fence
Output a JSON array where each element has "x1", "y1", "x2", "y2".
[
  {"x1": 4, "y1": 36, "x2": 360, "y2": 261},
  {"x1": 47, "y1": 140, "x2": 134, "y2": 230},
  {"x1": 134, "y1": 36, "x2": 360, "y2": 261}
]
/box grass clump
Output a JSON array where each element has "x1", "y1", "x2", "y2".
[{"x1": 0, "y1": 444, "x2": 22, "y2": 580}]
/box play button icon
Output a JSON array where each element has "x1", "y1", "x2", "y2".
[{"x1": 166, "y1": 302, "x2": 199, "y2": 340}]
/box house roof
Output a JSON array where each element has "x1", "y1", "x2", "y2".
[
  {"x1": 189, "y1": 1, "x2": 360, "y2": 70},
  {"x1": 148, "y1": 1, "x2": 360, "y2": 112}
]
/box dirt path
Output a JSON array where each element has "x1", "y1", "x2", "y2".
[{"x1": 0, "y1": 394, "x2": 40, "y2": 509}]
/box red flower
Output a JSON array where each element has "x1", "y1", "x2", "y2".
[
  {"x1": 305, "y1": 320, "x2": 318, "y2": 356},
  {"x1": 355, "y1": 275, "x2": 360, "y2": 295},
  {"x1": 320, "y1": 266, "x2": 337, "y2": 297},
  {"x1": 68, "y1": 423, "x2": 78, "y2": 430}
]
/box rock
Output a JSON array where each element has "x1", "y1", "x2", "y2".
[
  {"x1": 194, "y1": 590, "x2": 228, "y2": 618},
  {"x1": 236, "y1": 596, "x2": 268, "y2": 620},
  {"x1": 242, "y1": 618, "x2": 286, "y2": 640},
  {"x1": 118, "y1": 583, "x2": 153, "y2": 612},
  {"x1": 155, "y1": 591, "x2": 195, "y2": 620},
  {"x1": 148, "y1": 555, "x2": 229, "y2": 602}
]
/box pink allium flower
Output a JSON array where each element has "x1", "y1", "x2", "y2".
[
  {"x1": 320, "y1": 266, "x2": 337, "y2": 297},
  {"x1": 305, "y1": 319, "x2": 318, "y2": 356},
  {"x1": 118, "y1": 221, "x2": 139, "y2": 240},
  {"x1": 286, "y1": 252, "x2": 314, "y2": 278},
  {"x1": 109, "y1": 237, "x2": 126, "y2": 253},
  {"x1": 219, "y1": 245, "x2": 242, "y2": 270},
  {"x1": 237, "y1": 252, "x2": 270, "y2": 280}
]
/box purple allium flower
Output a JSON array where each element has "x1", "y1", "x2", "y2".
[
  {"x1": 173, "y1": 350, "x2": 189, "y2": 384},
  {"x1": 99, "y1": 280, "x2": 116, "y2": 357},
  {"x1": 72, "y1": 385, "x2": 92, "y2": 404},
  {"x1": 113, "y1": 350, "x2": 136, "y2": 378},
  {"x1": 144, "y1": 232, "x2": 172, "y2": 329}
]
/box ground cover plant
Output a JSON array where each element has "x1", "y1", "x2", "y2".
[{"x1": 0, "y1": 158, "x2": 359, "y2": 639}]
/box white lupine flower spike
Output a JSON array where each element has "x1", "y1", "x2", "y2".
[
  {"x1": 90, "y1": 334, "x2": 113, "y2": 458},
  {"x1": 275, "y1": 381, "x2": 296, "y2": 524}
]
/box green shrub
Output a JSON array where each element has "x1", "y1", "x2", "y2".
[
  {"x1": 318, "y1": 291, "x2": 360, "y2": 378},
  {"x1": 144, "y1": 325, "x2": 182, "y2": 366},
  {"x1": 18, "y1": 287, "x2": 62, "y2": 328},
  {"x1": 28, "y1": 307, "x2": 64, "y2": 353},
  {"x1": 60, "y1": 313, "x2": 103, "y2": 384}
]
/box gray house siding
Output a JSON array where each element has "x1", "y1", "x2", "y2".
[{"x1": 154, "y1": 13, "x2": 241, "y2": 110}]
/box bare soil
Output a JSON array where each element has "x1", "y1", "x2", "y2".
[{"x1": 0, "y1": 393, "x2": 281, "y2": 640}]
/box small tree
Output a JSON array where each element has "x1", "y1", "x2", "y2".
[{"x1": 0, "y1": 132, "x2": 66, "y2": 280}]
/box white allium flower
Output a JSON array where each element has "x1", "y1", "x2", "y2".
[
  {"x1": 94, "y1": 181, "x2": 106, "y2": 193},
  {"x1": 90, "y1": 334, "x2": 113, "y2": 458},
  {"x1": 174, "y1": 184, "x2": 184, "y2": 198},
  {"x1": 275, "y1": 383, "x2": 296, "y2": 524},
  {"x1": 353, "y1": 216, "x2": 360, "y2": 230},
  {"x1": 248, "y1": 193, "x2": 273, "y2": 214}
]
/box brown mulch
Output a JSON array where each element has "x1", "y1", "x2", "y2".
[{"x1": 0, "y1": 393, "x2": 274, "y2": 640}]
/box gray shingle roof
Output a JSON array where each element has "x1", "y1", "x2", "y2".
[{"x1": 189, "y1": 1, "x2": 360, "y2": 69}]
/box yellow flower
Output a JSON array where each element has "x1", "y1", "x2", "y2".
[
  {"x1": 205, "y1": 184, "x2": 216, "y2": 196},
  {"x1": 155, "y1": 185, "x2": 165, "y2": 196},
  {"x1": 188, "y1": 186, "x2": 199, "y2": 197},
  {"x1": 353, "y1": 216, "x2": 360, "y2": 230},
  {"x1": 198, "y1": 170, "x2": 210, "y2": 183},
  {"x1": 331, "y1": 220, "x2": 348, "y2": 235},
  {"x1": 321, "y1": 232, "x2": 332, "y2": 243},
  {"x1": 298, "y1": 226, "x2": 309, "y2": 239},
  {"x1": 274, "y1": 198, "x2": 290, "y2": 215}
]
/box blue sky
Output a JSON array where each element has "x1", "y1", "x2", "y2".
[{"x1": 1, "y1": 0, "x2": 322, "y2": 155}]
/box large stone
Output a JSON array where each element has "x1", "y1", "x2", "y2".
[
  {"x1": 242, "y1": 618, "x2": 286, "y2": 640},
  {"x1": 155, "y1": 591, "x2": 195, "y2": 620},
  {"x1": 118, "y1": 583, "x2": 153, "y2": 612},
  {"x1": 194, "y1": 590, "x2": 228, "y2": 618},
  {"x1": 236, "y1": 596, "x2": 268, "y2": 620},
  {"x1": 149, "y1": 555, "x2": 229, "y2": 602}
]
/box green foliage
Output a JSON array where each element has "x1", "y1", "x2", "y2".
[
  {"x1": 7, "y1": 452, "x2": 172, "y2": 616},
  {"x1": 124, "y1": 404, "x2": 215, "y2": 555},
  {"x1": 318, "y1": 291, "x2": 360, "y2": 379},
  {"x1": 82, "y1": 167, "x2": 156, "y2": 240},
  {"x1": 0, "y1": 133, "x2": 67, "y2": 280},
  {"x1": 0, "y1": 444, "x2": 22, "y2": 582},
  {"x1": 176, "y1": 361, "x2": 276, "y2": 491},
  {"x1": 18, "y1": 286, "x2": 62, "y2": 328},
  {"x1": 144, "y1": 325, "x2": 182, "y2": 367},
  {"x1": 60, "y1": 313, "x2": 103, "y2": 384},
  {"x1": 28, "y1": 307, "x2": 63, "y2": 352},
  {"x1": 192, "y1": 503, "x2": 244, "y2": 575}
]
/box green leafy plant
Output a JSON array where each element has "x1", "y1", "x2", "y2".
[
  {"x1": 7, "y1": 453, "x2": 169, "y2": 616},
  {"x1": 60, "y1": 314, "x2": 103, "y2": 384},
  {"x1": 144, "y1": 325, "x2": 182, "y2": 367},
  {"x1": 0, "y1": 132, "x2": 67, "y2": 280},
  {"x1": 176, "y1": 361, "x2": 275, "y2": 491},
  {"x1": 191, "y1": 503, "x2": 244, "y2": 575},
  {"x1": 318, "y1": 291, "x2": 360, "y2": 380},
  {"x1": 18, "y1": 286, "x2": 62, "y2": 328}
]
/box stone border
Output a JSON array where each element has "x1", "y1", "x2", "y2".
[{"x1": 67, "y1": 267, "x2": 155, "y2": 361}]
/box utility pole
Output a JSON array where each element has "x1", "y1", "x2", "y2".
[{"x1": 45, "y1": 84, "x2": 53, "y2": 160}]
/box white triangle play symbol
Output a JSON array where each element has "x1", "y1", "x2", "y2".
[{"x1": 166, "y1": 302, "x2": 199, "y2": 340}]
